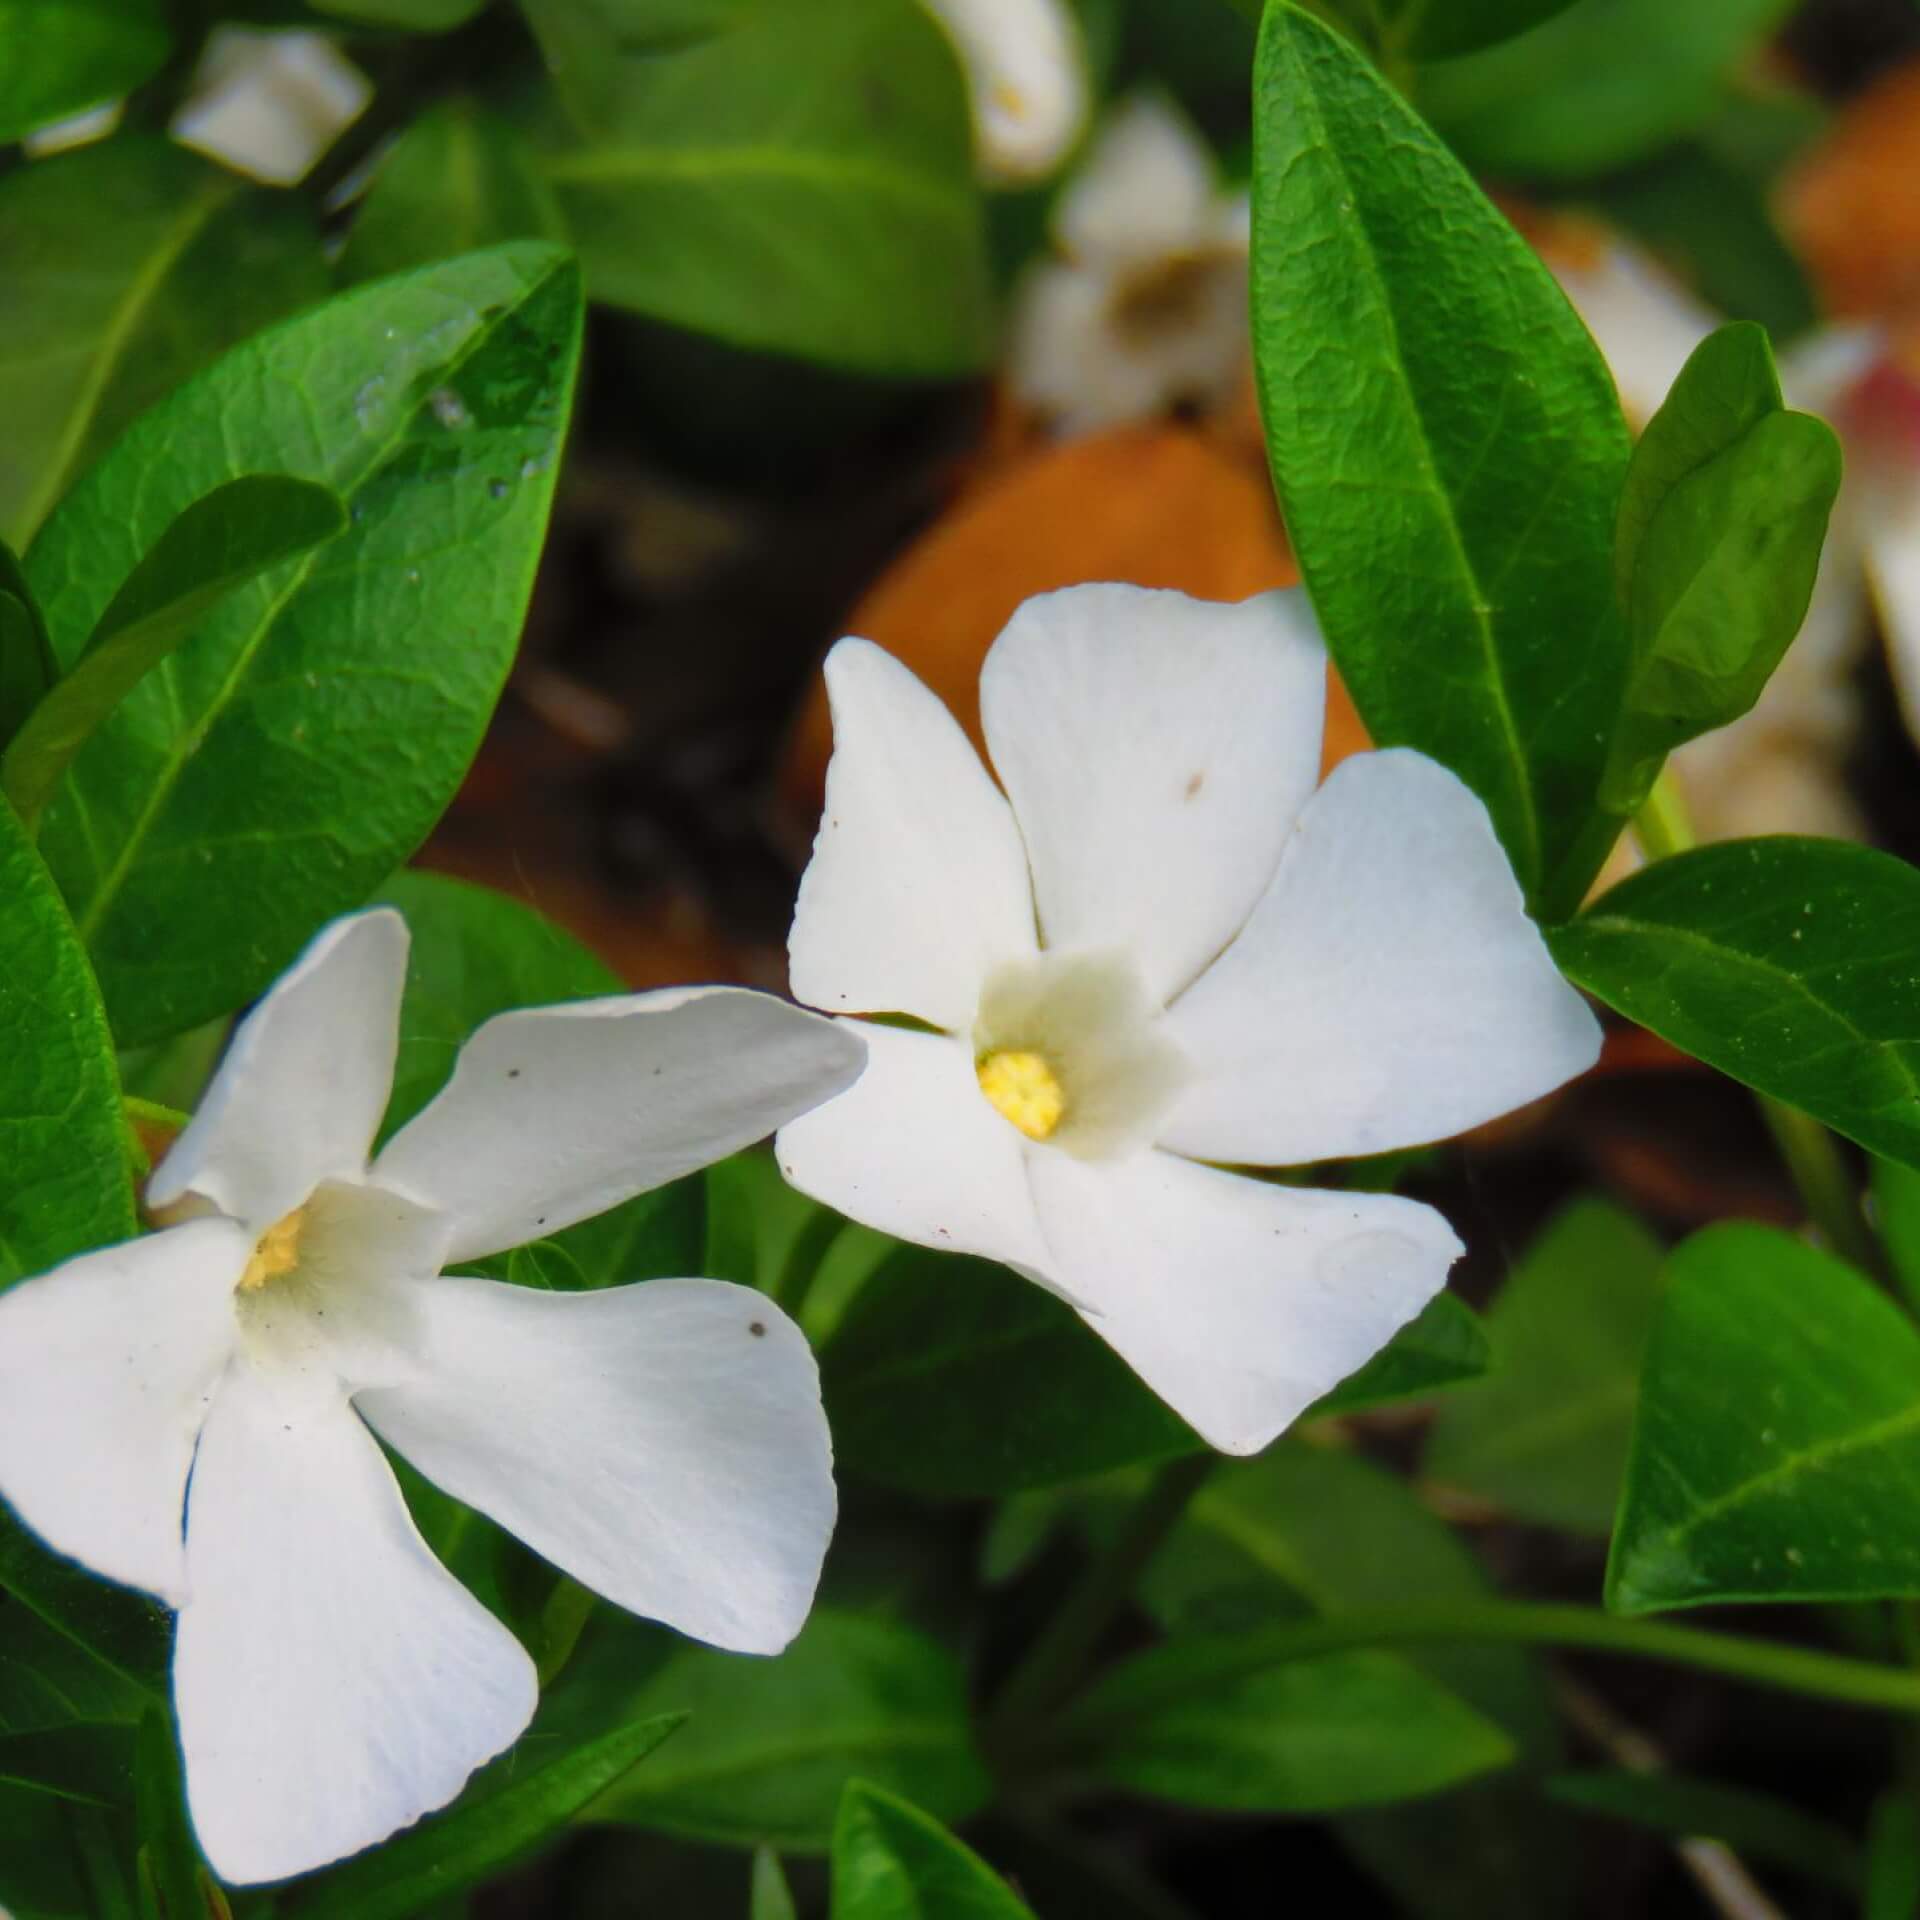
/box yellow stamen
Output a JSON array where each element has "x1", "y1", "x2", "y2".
[
  {"x1": 239, "y1": 1208, "x2": 307, "y2": 1293},
  {"x1": 990, "y1": 78, "x2": 1030, "y2": 122},
  {"x1": 977, "y1": 1048, "x2": 1067, "y2": 1142}
]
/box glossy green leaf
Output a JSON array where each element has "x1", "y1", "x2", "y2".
[
  {"x1": 339, "y1": 101, "x2": 565, "y2": 286},
  {"x1": 565, "y1": 1609, "x2": 990, "y2": 1852},
  {"x1": 2, "y1": 476, "x2": 348, "y2": 828},
  {"x1": 1110, "y1": 1441, "x2": 1571, "y2": 1920},
  {"x1": 1552, "y1": 840, "x2": 1920, "y2": 1172},
  {"x1": 1251, "y1": 4, "x2": 1631, "y2": 911},
  {"x1": 1867, "y1": 1794, "x2": 1920, "y2": 1920},
  {"x1": 1601, "y1": 323, "x2": 1841, "y2": 811},
  {"x1": 130, "y1": 1710, "x2": 199, "y2": 1917},
  {"x1": 0, "y1": 3, "x2": 169, "y2": 144},
  {"x1": 1327, "y1": 0, "x2": 1582, "y2": 59},
  {"x1": 822, "y1": 1246, "x2": 1486, "y2": 1497},
  {"x1": 1608, "y1": 1223, "x2": 1920, "y2": 1614},
  {"x1": 27, "y1": 243, "x2": 583, "y2": 1047},
  {"x1": 285, "y1": 1713, "x2": 686, "y2": 1920},
  {"x1": 0, "y1": 1725, "x2": 134, "y2": 1808},
  {"x1": 1425, "y1": 1199, "x2": 1665, "y2": 1533},
  {"x1": 831, "y1": 1782, "x2": 1035, "y2": 1919},
  {"x1": 1870, "y1": 1155, "x2": 1920, "y2": 1316},
  {"x1": 0, "y1": 1512, "x2": 168, "y2": 1713},
  {"x1": 310, "y1": 0, "x2": 486, "y2": 24},
  {"x1": 0, "y1": 137, "x2": 327, "y2": 547},
  {"x1": 0, "y1": 792, "x2": 132, "y2": 1288},
  {"x1": 520, "y1": 0, "x2": 994, "y2": 376},
  {"x1": 751, "y1": 1848, "x2": 798, "y2": 1920},
  {"x1": 1418, "y1": 0, "x2": 1796, "y2": 183},
  {"x1": 1546, "y1": 1768, "x2": 1860, "y2": 1891},
  {"x1": 1061, "y1": 1642, "x2": 1514, "y2": 1814},
  {"x1": 0, "y1": 541, "x2": 58, "y2": 747}
]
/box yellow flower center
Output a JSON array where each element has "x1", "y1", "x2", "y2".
[
  {"x1": 239, "y1": 1207, "x2": 307, "y2": 1293},
  {"x1": 976, "y1": 1048, "x2": 1067, "y2": 1142}
]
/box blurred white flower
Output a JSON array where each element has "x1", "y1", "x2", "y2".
[
  {"x1": 1009, "y1": 94, "x2": 1251, "y2": 433},
  {"x1": 21, "y1": 100, "x2": 122, "y2": 157},
  {"x1": 777, "y1": 585, "x2": 1598, "y2": 1455},
  {"x1": 1553, "y1": 238, "x2": 1920, "y2": 843},
  {"x1": 921, "y1": 0, "x2": 1088, "y2": 184},
  {"x1": 172, "y1": 28, "x2": 370, "y2": 186},
  {"x1": 0, "y1": 910, "x2": 864, "y2": 1885}
]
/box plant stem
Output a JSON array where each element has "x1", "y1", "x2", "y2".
[
  {"x1": 1057, "y1": 1601, "x2": 1920, "y2": 1738},
  {"x1": 1633, "y1": 773, "x2": 1882, "y2": 1276},
  {"x1": 991, "y1": 1453, "x2": 1215, "y2": 1737}
]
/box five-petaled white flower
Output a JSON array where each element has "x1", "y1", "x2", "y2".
[
  {"x1": 776, "y1": 585, "x2": 1601, "y2": 1454},
  {"x1": 1009, "y1": 94, "x2": 1251, "y2": 434},
  {"x1": 0, "y1": 910, "x2": 865, "y2": 1886},
  {"x1": 920, "y1": 0, "x2": 1088, "y2": 185}
]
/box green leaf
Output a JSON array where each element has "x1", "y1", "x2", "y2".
[
  {"x1": 1607, "y1": 1222, "x2": 1920, "y2": 1614},
  {"x1": 339, "y1": 101, "x2": 565, "y2": 286},
  {"x1": 0, "y1": 1511, "x2": 168, "y2": 1713},
  {"x1": 1106, "y1": 1440, "x2": 1572, "y2": 1920},
  {"x1": 1868, "y1": 1793, "x2": 1920, "y2": 1920},
  {"x1": 831, "y1": 1781, "x2": 1035, "y2": 1919},
  {"x1": 310, "y1": 0, "x2": 486, "y2": 25},
  {"x1": 1251, "y1": 4, "x2": 1631, "y2": 911},
  {"x1": 27, "y1": 243, "x2": 584, "y2": 1048},
  {"x1": 0, "y1": 3, "x2": 169, "y2": 144},
  {"x1": 563, "y1": 1609, "x2": 990, "y2": 1852},
  {"x1": 0, "y1": 792, "x2": 132, "y2": 1288},
  {"x1": 0, "y1": 137, "x2": 327, "y2": 547},
  {"x1": 1871, "y1": 1154, "x2": 1920, "y2": 1316},
  {"x1": 0, "y1": 1725, "x2": 135, "y2": 1808},
  {"x1": 0, "y1": 540, "x2": 59, "y2": 747},
  {"x1": 520, "y1": 0, "x2": 994, "y2": 377},
  {"x1": 1424, "y1": 1199, "x2": 1665, "y2": 1533},
  {"x1": 1333, "y1": 0, "x2": 1582, "y2": 60},
  {"x1": 1418, "y1": 0, "x2": 1796, "y2": 183},
  {"x1": 1545, "y1": 1768, "x2": 1860, "y2": 1891},
  {"x1": 751, "y1": 1848, "x2": 798, "y2": 1920},
  {"x1": 2, "y1": 476, "x2": 348, "y2": 828},
  {"x1": 1551, "y1": 839, "x2": 1920, "y2": 1172},
  {"x1": 284, "y1": 1712, "x2": 686, "y2": 1920},
  {"x1": 131, "y1": 1710, "x2": 200, "y2": 1917},
  {"x1": 1601, "y1": 322, "x2": 1841, "y2": 810},
  {"x1": 823, "y1": 1247, "x2": 1487, "y2": 1496},
  {"x1": 1061, "y1": 1643, "x2": 1515, "y2": 1814}
]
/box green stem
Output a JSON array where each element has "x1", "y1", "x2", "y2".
[
  {"x1": 1633, "y1": 773, "x2": 1882, "y2": 1277},
  {"x1": 991, "y1": 1453, "x2": 1215, "y2": 1738},
  {"x1": 1056, "y1": 1601, "x2": 1920, "y2": 1740}
]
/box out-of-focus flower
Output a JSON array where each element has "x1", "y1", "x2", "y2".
[
  {"x1": 21, "y1": 100, "x2": 123, "y2": 157},
  {"x1": 777, "y1": 586, "x2": 1598, "y2": 1455},
  {"x1": 921, "y1": 0, "x2": 1089, "y2": 184},
  {"x1": 0, "y1": 910, "x2": 864, "y2": 1885},
  {"x1": 172, "y1": 28, "x2": 370, "y2": 186},
  {"x1": 1009, "y1": 94, "x2": 1251, "y2": 434}
]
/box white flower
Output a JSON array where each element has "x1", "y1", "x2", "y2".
[
  {"x1": 0, "y1": 910, "x2": 864, "y2": 1886},
  {"x1": 776, "y1": 586, "x2": 1599, "y2": 1455},
  {"x1": 1008, "y1": 94, "x2": 1251, "y2": 435},
  {"x1": 920, "y1": 0, "x2": 1088, "y2": 185},
  {"x1": 172, "y1": 28, "x2": 370, "y2": 187}
]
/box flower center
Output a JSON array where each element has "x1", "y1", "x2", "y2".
[
  {"x1": 977, "y1": 1048, "x2": 1068, "y2": 1141},
  {"x1": 239, "y1": 1207, "x2": 307, "y2": 1293},
  {"x1": 971, "y1": 950, "x2": 1189, "y2": 1160},
  {"x1": 1108, "y1": 249, "x2": 1238, "y2": 349}
]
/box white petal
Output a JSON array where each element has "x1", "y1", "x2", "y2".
[
  {"x1": 790, "y1": 639, "x2": 1038, "y2": 1030},
  {"x1": 1160, "y1": 751, "x2": 1600, "y2": 1166},
  {"x1": 980, "y1": 585, "x2": 1327, "y2": 1005},
  {"x1": 176, "y1": 1365, "x2": 535, "y2": 1886},
  {"x1": 1778, "y1": 324, "x2": 1884, "y2": 419},
  {"x1": 374, "y1": 988, "x2": 865, "y2": 1267},
  {"x1": 1056, "y1": 93, "x2": 1217, "y2": 264},
  {"x1": 1865, "y1": 491, "x2": 1920, "y2": 744},
  {"x1": 0, "y1": 1222, "x2": 244, "y2": 1607},
  {"x1": 1006, "y1": 261, "x2": 1131, "y2": 429},
  {"x1": 1031, "y1": 1149, "x2": 1460, "y2": 1454},
  {"x1": 921, "y1": 0, "x2": 1087, "y2": 184},
  {"x1": 148, "y1": 910, "x2": 409, "y2": 1234},
  {"x1": 358, "y1": 1278, "x2": 833, "y2": 1656},
  {"x1": 1550, "y1": 240, "x2": 1717, "y2": 428},
  {"x1": 775, "y1": 1019, "x2": 1054, "y2": 1282},
  {"x1": 171, "y1": 27, "x2": 370, "y2": 187}
]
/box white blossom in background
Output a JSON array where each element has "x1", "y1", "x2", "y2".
[
  {"x1": 1008, "y1": 93, "x2": 1251, "y2": 435},
  {"x1": 21, "y1": 100, "x2": 123, "y2": 157},
  {"x1": 777, "y1": 586, "x2": 1599, "y2": 1455},
  {"x1": 1552, "y1": 238, "x2": 1920, "y2": 843},
  {"x1": 921, "y1": 0, "x2": 1088, "y2": 184},
  {"x1": 0, "y1": 911, "x2": 865, "y2": 1886},
  {"x1": 172, "y1": 28, "x2": 370, "y2": 186}
]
